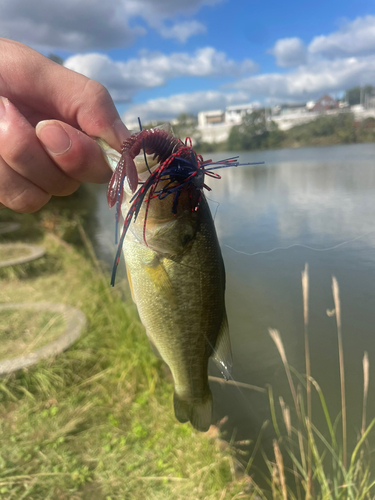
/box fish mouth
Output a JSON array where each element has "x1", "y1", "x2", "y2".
[{"x1": 133, "y1": 154, "x2": 159, "y2": 174}]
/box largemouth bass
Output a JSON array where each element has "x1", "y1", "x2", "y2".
[{"x1": 99, "y1": 125, "x2": 233, "y2": 432}]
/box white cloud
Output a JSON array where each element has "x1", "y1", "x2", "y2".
[
  {"x1": 158, "y1": 21, "x2": 206, "y2": 43},
  {"x1": 309, "y1": 15, "x2": 375, "y2": 58},
  {"x1": 124, "y1": 0, "x2": 223, "y2": 19},
  {"x1": 231, "y1": 55, "x2": 375, "y2": 101},
  {"x1": 0, "y1": 0, "x2": 223, "y2": 51},
  {"x1": 270, "y1": 37, "x2": 307, "y2": 67},
  {"x1": 118, "y1": 18, "x2": 375, "y2": 124},
  {"x1": 124, "y1": 0, "x2": 224, "y2": 42},
  {"x1": 267, "y1": 15, "x2": 375, "y2": 98},
  {"x1": 64, "y1": 48, "x2": 258, "y2": 101},
  {"x1": 122, "y1": 90, "x2": 255, "y2": 125},
  {"x1": 0, "y1": 0, "x2": 144, "y2": 51}
]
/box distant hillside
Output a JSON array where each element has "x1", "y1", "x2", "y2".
[{"x1": 196, "y1": 112, "x2": 375, "y2": 153}]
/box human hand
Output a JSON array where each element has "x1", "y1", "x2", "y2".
[{"x1": 0, "y1": 38, "x2": 130, "y2": 212}]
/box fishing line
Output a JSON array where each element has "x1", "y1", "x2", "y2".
[
  {"x1": 206, "y1": 338, "x2": 260, "y2": 412},
  {"x1": 224, "y1": 230, "x2": 375, "y2": 257},
  {"x1": 215, "y1": 229, "x2": 375, "y2": 414},
  {"x1": 212, "y1": 364, "x2": 261, "y2": 412},
  {"x1": 206, "y1": 196, "x2": 220, "y2": 222}
]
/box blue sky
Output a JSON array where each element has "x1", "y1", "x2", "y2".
[{"x1": 2, "y1": 0, "x2": 375, "y2": 126}]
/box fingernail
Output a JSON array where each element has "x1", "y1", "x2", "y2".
[
  {"x1": 0, "y1": 96, "x2": 8, "y2": 120},
  {"x1": 36, "y1": 121, "x2": 72, "y2": 155}
]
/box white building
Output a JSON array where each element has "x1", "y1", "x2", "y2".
[
  {"x1": 271, "y1": 111, "x2": 320, "y2": 131},
  {"x1": 197, "y1": 109, "x2": 227, "y2": 143},
  {"x1": 225, "y1": 103, "x2": 254, "y2": 124},
  {"x1": 197, "y1": 104, "x2": 255, "y2": 143},
  {"x1": 197, "y1": 109, "x2": 225, "y2": 128},
  {"x1": 196, "y1": 94, "x2": 375, "y2": 143}
]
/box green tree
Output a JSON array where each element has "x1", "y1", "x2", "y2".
[
  {"x1": 227, "y1": 110, "x2": 283, "y2": 151},
  {"x1": 346, "y1": 86, "x2": 361, "y2": 105},
  {"x1": 335, "y1": 113, "x2": 356, "y2": 143},
  {"x1": 173, "y1": 113, "x2": 200, "y2": 144},
  {"x1": 345, "y1": 85, "x2": 374, "y2": 106},
  {"x1": 285, "y1": 112, "x2": 357, "y2": 146}
]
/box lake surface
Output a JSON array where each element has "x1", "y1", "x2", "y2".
[{"x1": 94, "y1": 143, "x2": 375, "y2": 451}]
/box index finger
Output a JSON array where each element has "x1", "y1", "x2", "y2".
[{"x1": 0, "y1": 38, "x2": 130, "y2": 151}]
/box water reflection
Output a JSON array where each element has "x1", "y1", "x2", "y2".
[
  {"x1": 205, "y1": 143, "x2": 375, "y2": 446},
  {"x1": 95, "y1": 143, "x2": 375, "y2": 448}
]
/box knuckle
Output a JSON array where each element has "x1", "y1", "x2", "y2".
[
  {"x1": 6, "y1": 142, "x2": 35, "y2": 167},
  {"x1": 4, "y1": 187, "x2": 50, "y2": 213},
  {"x1": 83, "y1": 79, "x2": 111, "y2": 105}
]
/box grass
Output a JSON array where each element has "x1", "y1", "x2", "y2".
[
  {"x1": 0, "y1": 219, "x2": 252, "y2": 500},
  {"x1": 0, "y1": 309, "x2": 66, "y2": 359},
  {"x1": 259, "y1": 266, "x2": 375, "y2": 500},
  {"x1": 0, "y1": 245, "x2": 31, "y2": 261},
  {"x1": 1, "y1": 195, "x2": 374, "y2": 499}
]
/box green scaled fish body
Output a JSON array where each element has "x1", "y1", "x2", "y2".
[
  {"x1": 124, "y1": 195, "x2": 229, "y2": 432},
  {"x1": 99, "y1": 128, "x2": 232, "y2": 432}
]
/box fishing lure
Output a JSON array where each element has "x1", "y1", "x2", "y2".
[{"x1": 108, "y1": 126, "x2": 262, "y2": 286}]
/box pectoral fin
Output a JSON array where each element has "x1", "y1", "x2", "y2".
[
  {"x1": 212, "y1": 312, "x2": 233, "y2": 381},
  {"x1": 126, "y1": 266, "x2": 135, "y2": 303},
  {"x1": 142, "y1": 256, "x2": 176, "y2": 306}
]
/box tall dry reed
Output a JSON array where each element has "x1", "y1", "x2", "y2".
[{"x1": 264, "y1": 267, "x2": 375, "y2": 499}]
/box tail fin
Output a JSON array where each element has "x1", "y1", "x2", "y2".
[{"x1": 173, "y1": 391, "x2": 212, "y2": 432}]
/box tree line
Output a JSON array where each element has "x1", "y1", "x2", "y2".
[
  {"x1": 166, "y1": 111, "x2": 375, "y2": 153},
  {"x1": 170, "y1": 85, "x2": 375, "y2": 152}
]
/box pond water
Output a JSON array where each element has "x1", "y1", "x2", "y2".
[{"x1": 94, "y1": 142, "x2": 375, "y2": 453}]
